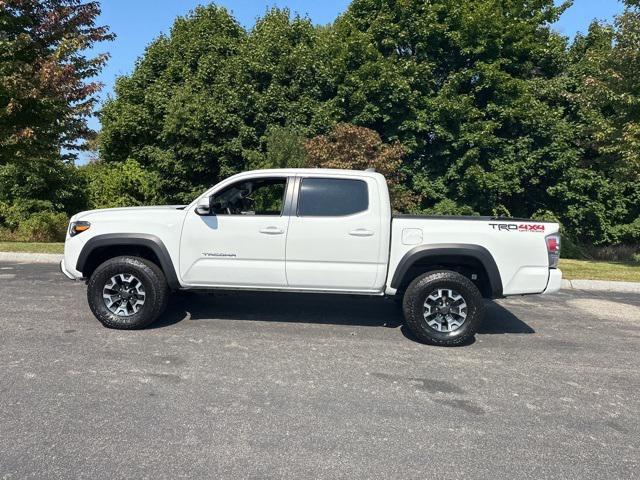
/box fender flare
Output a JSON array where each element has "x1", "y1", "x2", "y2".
[
  {"x1": 390, "y1": 243, "x2": 503, "y2": 298},
  {"x1": 76, "y1": 233, "x2": 180, "y2": 290}
]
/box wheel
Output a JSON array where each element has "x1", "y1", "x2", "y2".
[
  {"x1": 87, "y1": 256, "x2": 169, "y2": 329},
  {"x1": 402, "y1": 270, "x2": 484, "y2": 346}
]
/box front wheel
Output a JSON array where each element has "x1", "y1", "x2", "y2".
[
  {"x1": 402, "y1": 270, "x2": 484, "y2": 346},
  {"x1": 87, "y1": 256, "x2": 169, "y2": 329}
]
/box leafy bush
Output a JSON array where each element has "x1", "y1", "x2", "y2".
[
  {"x1": 0, "y1": 200, "x2": 69, "y2": 242},
  {"x1": 15, "y1": 211, "x2": 68, "y2": 242},
  {"x1": 0, "y1": 200, "x2": 58, "y2": 230},
  {"x1": 0, "y1": 207, "x2": 68, "y2": 242},
  {"x1": 559, "y1": 236, "x2": 587, "y2": 260},
  {"x1": 0, "y1": 159, "x2": 88, "y2": 218},
  {"x1": 83, "y1": 158, "x2": 164, "y2": 209},
  {"x1": 531, "y1": 209, "x2": 560, "y2": 224},
  {"x1": 0, "y1": 227, "x2": 16, "y2": 242},
  {"x1": 420, "y1": 199, "x2": 479, "y2": 216},
  {"x1": 611, "y1": 218, "x2": 640, "y2": 245}
]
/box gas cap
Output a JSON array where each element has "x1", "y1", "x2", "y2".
[{"x1": 401, "y1": 228, "x2": 423, "y2": 245}]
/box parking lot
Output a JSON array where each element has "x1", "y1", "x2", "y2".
[{"x1": 1, "y1": 261, "x2": 639, "y2": 479}]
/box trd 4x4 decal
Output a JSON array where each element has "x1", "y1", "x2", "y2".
[{"x1": 489, "y1": 223, "x2": 545, "y2": 232}]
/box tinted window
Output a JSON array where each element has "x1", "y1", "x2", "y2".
[
  {"x1": 211, "y1": 178, "x2": 286, "y2": 216},
  {"x1": 298, "y1": 178, "x2": 368, "y2": 216}
]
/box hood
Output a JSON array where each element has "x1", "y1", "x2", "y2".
[{"x1": 72, "y1": 205, "x2": 186, "y2": 221}]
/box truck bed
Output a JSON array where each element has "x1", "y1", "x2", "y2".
[
  {"x1": 393, "y1": 214, "x2": 556, "y2": 223},
  {"x1": 387, "y1": 215, "x2": 559, "y2": 296}
]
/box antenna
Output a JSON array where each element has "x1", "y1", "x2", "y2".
[{"x1": 364, "y1": 168, "x2": 376, "y2": 172}]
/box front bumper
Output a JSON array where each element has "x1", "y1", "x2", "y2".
[
  {"x1": 60, "y1": 259, "x2": 76, "y2": 280},
  {"x1": 543, "y1": 268, "x2": 562, "y2": 294}
]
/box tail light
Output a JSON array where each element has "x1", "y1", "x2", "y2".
[{"x1": 545, "y1": 233, "x2": 560, "y2": 268}]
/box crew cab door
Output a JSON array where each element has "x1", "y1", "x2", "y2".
[
  {"x1": 285, "y1": 175, "x2": 386, "y2": 291},
  {"x1": 179, "y1": 175, "x2": 291, "y2": 287}
]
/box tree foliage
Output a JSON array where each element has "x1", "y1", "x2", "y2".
[
  {"x1": 556, "y1": 2, "x2": 640, "y2": 244},
  {"x1": 82, "y1": 158, "x2": 163, "y2": 209},
  {"x1": 0, "y1": 0, "x2": 112, "y2": 236},
  {"x1": 250, "y1": 125, "x2": 307, "y2": 169},
  {"x1": 332, "y1": 0, "x2": 575, "y2": 217},
  {"x1": 305, "y1": 123, "x2": 415, "y2": 211},
  {"x1": 100, "y1": 6, "x2": 336, "y2": 203},
  {"x1": 0, "y1": 0, "x2": 113, "y2": 161}
]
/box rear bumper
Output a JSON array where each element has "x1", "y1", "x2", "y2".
[
  {"x1": 543, "y1": 268, "x2": 562, "y2": 294},
  {"x1": 59, "y1": 259, "x2": 76, "y2": 280}
]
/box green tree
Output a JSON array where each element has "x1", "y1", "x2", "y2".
[
  {"x1": 100, "y1": 6, "x2": 337, "y2": 203},
  {"x1": 249, "y1": 125, "x2": 307, "y2": 169},
  {"x1": 333, "y1": 0, "x2": 575, "y2": 219},
  {"x1": 0, "y1": 0, "x2": 112, "y2": 226},
  {"x1": 99, "y1": 5, "x2": 246, "y2": 203},
  {"x1": 0, "y1": 0, "x2": 113, "y2": 162},
  {"x1": 556, "y1": 1, "x2": 640, "y2": 244}
]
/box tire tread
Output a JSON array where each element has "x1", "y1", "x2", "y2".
[
  {"x1": 87, "y1": 256, "x2": 168, "y2": 329},
  {"x1": 402, "y1": 270, "x2": 484, "y2": 346}
]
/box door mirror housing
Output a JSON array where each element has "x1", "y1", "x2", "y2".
[{"x1": 195, "y1": 196, "x2": 212, "y2": 216}]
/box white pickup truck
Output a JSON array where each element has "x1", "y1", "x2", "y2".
[{"x1": 61, "y1": 168, "x2": 562, "y2": 345}]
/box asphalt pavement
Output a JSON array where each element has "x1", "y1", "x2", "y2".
[{"x1": 1, "y1": 261, "x2": 639, "y2": 479}]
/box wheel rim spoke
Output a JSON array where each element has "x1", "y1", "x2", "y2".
[
  {"x1": 102, "y1": 273, "x2": 146, "y2": 317},
  {"x1": 422, "y1": 288, "x2": 468, "y2": 333}
]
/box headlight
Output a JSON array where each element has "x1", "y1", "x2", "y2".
[{"x1": 69, "y1": 221, "x2": 91, "y2": 237}]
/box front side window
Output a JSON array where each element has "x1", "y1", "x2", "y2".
[
  {"x1": 298, "y1": 178, "x2": 368, "y2": 216},
  {"x1": 211, "y1": 177, "x2": 286, "y2": 216}
]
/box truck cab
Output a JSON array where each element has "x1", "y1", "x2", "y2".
[{"x1": 180, "y1": 169, "x2": 391, "y2": 293}]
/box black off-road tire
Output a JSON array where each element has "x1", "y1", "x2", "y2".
[
  {"x1": 402, "y1": 270, "x2": 484, "y2": 346},
  {"x1": 87, "y1": 256, "x2": 169, "y2": 329}
]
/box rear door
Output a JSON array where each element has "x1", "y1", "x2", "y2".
[{"x1": 285, "y1": 175, "x2": 384, "y2": 291}]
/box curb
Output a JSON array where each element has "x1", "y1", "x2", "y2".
[
  {"x1": 1, "y1": 251, "x2": 639, "y2": 294},
  {"x1": 561, "y1": 278, "x2": 640, "y2": 294},
  {"x1": 0, "y1": 252, "x2": 63, "y2": 264}
]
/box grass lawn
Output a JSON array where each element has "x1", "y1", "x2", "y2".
[
  {"x1": 559, "y1": 258, "x2": 640, "y2": 283},
  {"x1": 0, "y1": 241, "x2": 64, "y2": 254}
]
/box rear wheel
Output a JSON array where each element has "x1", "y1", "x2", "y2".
[
  {"x1": 402, "y1": 270, "x2": 484, "y2": 346},
  {"x1": 87, "y1": 256, "x2": 168, "y2": 329}
]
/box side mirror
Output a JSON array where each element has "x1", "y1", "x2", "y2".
[{"x1": 195, "y1": 196, "x2": 211, "y2": 216}]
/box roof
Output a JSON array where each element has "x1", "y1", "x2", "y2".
[{"x1": 228, "y1": 168, "x2": 384, "y2": 179}]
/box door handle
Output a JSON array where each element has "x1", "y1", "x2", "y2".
[
  {"x1": 259, "y1": 226, "x2": 285, "y2": 235},
  {"x1": 349, "y1": 228, "x2": 374, "y2": 237}
]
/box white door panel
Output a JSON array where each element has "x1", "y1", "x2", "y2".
[
  {"x1": 180, "y1": 214, "x2": 288, "y2": 286},
  {"x1": 285, "y1": 176, "x2": 383, "y2": 291},
  {"x1": 286, "y1": 214, "x2": 380, "y2": 289},
  {"x1": 179, "y1": 176, "x2": 290, "y2": 287}
]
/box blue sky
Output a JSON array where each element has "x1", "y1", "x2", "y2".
[{"x1": 84, "y1": 0, "x2": 625, "y2": 147}]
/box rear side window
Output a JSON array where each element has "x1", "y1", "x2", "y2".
[{"x1": 298, "y1": 178, "x2": 368, "y2": 216}]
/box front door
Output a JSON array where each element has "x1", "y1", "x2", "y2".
[{"x1": 180, "y1": 176, "x2": 290, "y2": 287}]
